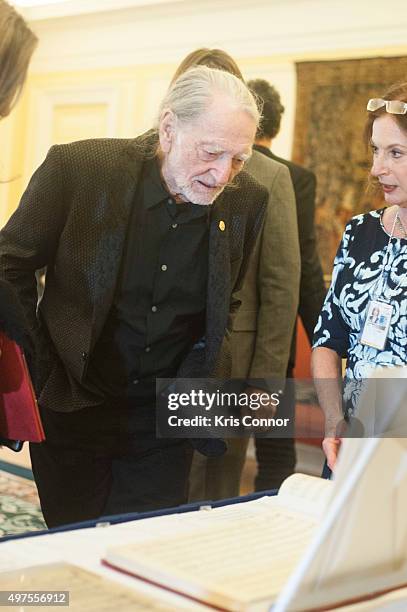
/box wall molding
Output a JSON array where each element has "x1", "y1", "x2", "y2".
[
  {"x1": 24, "y1": 84, "x2": 120, "y2": 182},
  {"x1": 28, "y1": 0, "x2": 407, "y2": 74}
]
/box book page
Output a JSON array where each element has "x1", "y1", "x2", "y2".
[
  {"x1": 0, "y1": 563, "x2": 178, "y2": 611},
  {"x1": 273, "y1": 438, "x2": 407, "y2": 612},
  {"x1": 277, "y1": 473, "x2": 333, "y2": 518}
]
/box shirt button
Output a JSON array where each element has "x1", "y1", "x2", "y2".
[
  {"x1": 132, "y1": 379, "x2": 139, "y2": 385},
  {"x1": 168, "y1": 198, "x2": 174, "y2": 205},
  {"x1": 171, "y1": 223, "x2": 178, "y2": 229},
  {"x1": 161, "y1": 264, "x2": 167, "y2": 271},
  {"x1": 151, "y1": 305, "x2": 157, "y2": 313},
  {"x1": 145, "y1": 346, "x2": 151, "y2": 353}
]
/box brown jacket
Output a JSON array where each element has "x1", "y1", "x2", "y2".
[{"x1": 230, "y1": 150, "x2": 300, "y2": 380}]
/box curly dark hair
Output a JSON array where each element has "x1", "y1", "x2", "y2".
[{"x1": 247, "y1": 78, "x2": 285, "y2": 140}]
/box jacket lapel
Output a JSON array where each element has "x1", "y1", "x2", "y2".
[
  {"x1": 205, "y1": 193, "x2": 232, "y2": 370},
  {"x1": 90, "y1": 138, "x2": 150, "y2": 346}
]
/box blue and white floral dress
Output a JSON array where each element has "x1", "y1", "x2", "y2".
[{"x1": 313, "y1": 208, "x2": 407, "y2": 415}]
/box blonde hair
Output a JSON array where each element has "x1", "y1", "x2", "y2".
[
  {"x1": 170, "y1": 48, "x2": 244, "y2": 84},
  {"x1": 0, "y1": 0, "x2": 37, "y2": 118}
]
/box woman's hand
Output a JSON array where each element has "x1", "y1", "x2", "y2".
[
  {"x1": 312, "y1": 347, "x2": 345, "y2": 471},
  {"x1": 322, "y1": 437, "x2": 342, "y2": 470}
]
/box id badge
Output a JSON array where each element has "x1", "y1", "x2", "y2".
[{"x1": 360, "y1": 299, "x2": 393, "y2": 350}]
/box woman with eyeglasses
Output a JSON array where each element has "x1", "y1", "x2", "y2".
[
  {"x1": 0, "y1": 3, "x2": 37, "y2": 373},
  {"x1": 312, "y1": 82, "x2": 407, "y2": 471}
]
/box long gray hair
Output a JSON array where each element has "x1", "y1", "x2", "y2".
[{"x1": 156, "y1": 65, "x2": 260, "y2": 129}]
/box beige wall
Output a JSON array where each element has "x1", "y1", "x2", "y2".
[{"x1": 1, "y1": 0, "x2": 407, "y2": 227}]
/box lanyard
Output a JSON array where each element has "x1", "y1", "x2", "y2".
[{"x1": 373, "y1": 209, "x2": 405, "y2": 300}]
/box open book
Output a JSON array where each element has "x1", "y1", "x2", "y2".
[
  {"x1": 274, "y1": 371, "x2": 407, "y2": 612},
  {"x1": 104, "y1": 473, "x2": 334, "y2": 611},
  {"x1": 0, "y1": 562, "x2": 179, "y2": 611},
  {"x1": 104, "y1": 372, "x2": 407, "y2": 611}
]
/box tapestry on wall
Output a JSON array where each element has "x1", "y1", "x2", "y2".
[{"x1": 293, "y1": 56, "x2": 407, "y2": 276}]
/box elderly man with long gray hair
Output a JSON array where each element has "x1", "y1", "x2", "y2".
[{"x1": 0, "y1": 65, "x2": 268, "y2": 527}]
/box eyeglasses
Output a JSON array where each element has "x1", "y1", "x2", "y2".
[{"x1": 367, "y1": 98, "x2": 407, "y2": 115}]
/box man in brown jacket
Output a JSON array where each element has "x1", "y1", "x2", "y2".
[{"x1": 173, "y1": 50, "x2": 301, "y2": 502}]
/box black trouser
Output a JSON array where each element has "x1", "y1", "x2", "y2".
[
  {"x1": 30, "y1": 402, "x2": 193, "y2": 528},
  {"x1": 254, "y1": 369, "x2": 296, "y2": 491}
]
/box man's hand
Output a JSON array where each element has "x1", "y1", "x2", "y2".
[
  {"x1": 245, "y1": 386, "x2": 278, "y2": 415},
  {"x1": 322, "y1": 436, "x2": 342, "y2": 470}
]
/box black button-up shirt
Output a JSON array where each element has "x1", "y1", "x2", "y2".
[{"x1": 87, "y1": 157, "x2": 209, "y2": 401}]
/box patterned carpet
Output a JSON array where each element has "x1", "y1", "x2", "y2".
[{"x1": 0, "y1": 463, "x2": 46, "y2": 537}]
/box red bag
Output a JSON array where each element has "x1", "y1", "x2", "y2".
[{"x1": 0, "y1": 331, "x2": 45, "y2": 442}]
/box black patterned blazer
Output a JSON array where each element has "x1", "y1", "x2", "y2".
[{"x1": 0, "y1": 134, "x2": 267, "y2": 412}]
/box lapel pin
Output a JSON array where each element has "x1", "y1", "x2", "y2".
[{"x1": 219, "y1": 220, "x2": 226, "y2": 232}]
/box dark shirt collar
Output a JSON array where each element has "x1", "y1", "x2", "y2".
[
  {"x1": 142, "y1": 156, "x2": 209, "y2": 222},
  {"x1": 143, "y1": 156, "x2": 169, "y2": 210}
]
